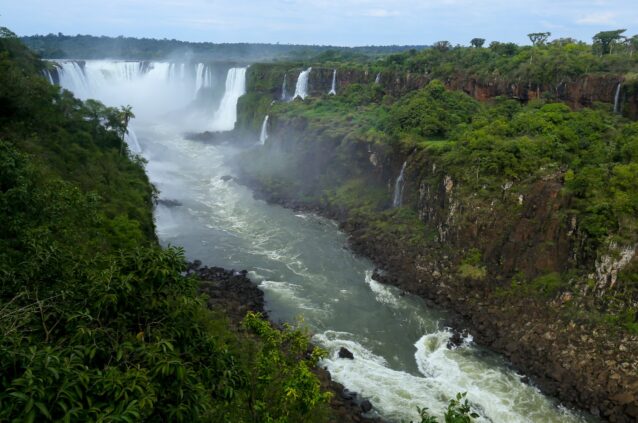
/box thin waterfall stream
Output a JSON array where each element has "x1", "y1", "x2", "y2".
[{"x1": 49, "y1": 61, "x2": 594, "y2": 423}]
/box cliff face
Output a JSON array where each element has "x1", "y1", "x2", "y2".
[
  {"x1": 237, "y1": 111, "x2": 638, "y2": 422},
  {"x1": 242, "y1": 64, "x2": 638, "y2": 121}
]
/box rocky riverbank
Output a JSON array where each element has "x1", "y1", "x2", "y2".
[
  {"x1": 188, "y1": 261, "x2": 383, "y2": 423},
  {"x1": 237, "y1": 175, "x2": 638, "y2": 423}
]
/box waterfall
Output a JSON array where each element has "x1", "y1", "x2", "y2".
[
  {"x1": 125, "y1": 127, "x2": 142, "y2": 154},
  {"x1": 614, "y1": 82, "x2": 622, "y2": 114},
  {"x1": 195, "y1": 63, "x2": 213, "y2": 96},
  {"x1": 392, "y1": 161, "x2": 407, "y2": 208},
  {"x1": 375, "y1": 73, "x2": 381, "y2": 84},
  {"x1": 212, "y1": 67, "x2": 247, "y2": 131},
  {"x1": 329, "y1": 69, "x2": 337, "y2": 95},
  {"x1": 56, "y1": 61, "x2": 92, "y2": 98},
  {"x1": 259, "y1": 115, "x2": 269, "y2": 145},
  {"x1": 42, "y1": 69, "x2": 55, "y2": 84},
  {"x1": 281, "y1": 73, "x2": 288, "y2": 101},
  {"x1": 293, "y1": 67, "x2": 312, "y2": 100}
]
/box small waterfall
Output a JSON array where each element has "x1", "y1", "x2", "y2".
[
  {"x1": 614, "y1": 82, "x2": 622, "y2": 114},
  {"x1": 125, "y1": 127, "x2": 142, "y2": 154},
  {"x1": 212, "y1": 67, "x2": 247, "y2": 131},
  {"x1": 195, "y1": 63, "x2": 212, "y2": 96},
  {"x1": 259, "y1": 115, "x2": 269, "y2": 145},
  {"x1": 293, "y1": 67, "x2": 312, "y2": 100},
  {"x1": 42, "y1": 69, "x2": 55, "y2": 84},
  {"x1": 392, "y1": 161, "x2": 407, "y2": 208},
  {"x1": 329, "y1": 69, "x2": 337, "y2": 95},
  {"x1": 281, "y1": 73, "x2": 288, "y2": 101},
  {"x1": 375, "y1": 73, "x2": 381, "y2": 84}
]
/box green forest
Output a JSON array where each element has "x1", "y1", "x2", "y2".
[
  {"x1": 0, "y1": 28, "x2": 337, "y2": 422},
  {"x1": 4, "y1": 21, "x2": 638, "y2": 422},
  {"x1": 20, "y1": 33, "x2": 424, "y2": 62},
  {"x1": 241, "y1": 29, "x2": 638, "y2": 333}
]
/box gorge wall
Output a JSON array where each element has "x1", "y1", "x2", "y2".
[
  {"x1": 238, "y1": 64, "x2": 638, "y2": 131},
  {"x1": 235, "y1": 69, "x2": 638, "y2": 421}
]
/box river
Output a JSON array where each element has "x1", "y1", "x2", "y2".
[{"x1": 51, "y1": 60, "x2": 592, "y2": 423}]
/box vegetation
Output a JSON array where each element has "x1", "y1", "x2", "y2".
[
  {"x1": 0, "y1": 28, "x2": 333, "y2": 422},
  {"x1": 21, "y1": 33, "x2": 426, "y2": 62},
  {"x1": 414, "y1": 393, "x2": 479, "y2": 423},
  {"x1": 239, "y1": 30, "x2": 638, "y2": 334}
]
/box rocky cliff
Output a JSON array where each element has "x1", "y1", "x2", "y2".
[
  {"x1": 236, "y1": 107, "x2": 638, "y2": 421},
  {"x1": 239, "y1": 64, "x2": 638, "y2": 127}
]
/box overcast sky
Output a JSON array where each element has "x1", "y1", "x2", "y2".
[{"x1": 2, "y1": 0, "x2": 637, "y2": 46}]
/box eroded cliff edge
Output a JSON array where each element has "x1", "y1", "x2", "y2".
[{"x1": 232, "y1": 64, "x2": 638, "y2": 421}]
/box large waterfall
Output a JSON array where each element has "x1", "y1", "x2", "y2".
[
  {"x1": 393, "y1": 161, "x2": 407, "y2": 208},
  {"x1": 375, "y1": 72, "x2": 381, "y2": 84},
  {"x1": 46, "y1": 60, "x2": 248, "y2": 146},
  {"x1": 293, "y1": 67, "x2": 312, "y2": 100},
  {"x1": 329, "y1": 69, "x2": 337, "y2": 95},
  {"x1": 614, "y1": 82, "x2": 622, "y2": 114},
  {"x1": 259, "y1": 115, "x2": 269, "y2": 145},
  {"x1": 212, "y1": 67, "x2": 247, "y2": 131}
]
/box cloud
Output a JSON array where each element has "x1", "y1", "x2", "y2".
[
  {"x1": 576, "y1": 12, "x2": 617, "y2": 25},
  {"x1": 2, "y1": 0, "x2": 637, "y2": 46},
  {"x1": 362, "y1": 8, "x2": 400, "y2": 17}
]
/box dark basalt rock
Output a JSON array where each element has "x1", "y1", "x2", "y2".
[
  {"x1": 446, "y1": 329, "x2": 469, "y2": 349},
  {"x1": 157, "y1": 198, "x2": 182, "y2": 207},
  {"x1": 189, "y1": 263, "x2": 265, "y2": 323},
  {"x1": 185, "y1": 130, "x2": 231, "y2": 144},
  {"x1": 360, "y1": 400, "x2": 373, "y2": 413},
  {"x1": 338, "y1": 347, "x2": 354, "y2": 359},
  {"x1": 191, "y1": 260, "x2": 379, "y2": 422}
]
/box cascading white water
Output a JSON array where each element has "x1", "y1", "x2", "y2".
[
  {"x1": 614, "y1": 82, "x2": 622, "y2": 114},
  {"x1": 393, "y1": 161, "x2": 407, "y2": 208},
  {"x1": 329, "y1": 69, "x2": 337, "y2": 95},
  {"x1": 375, "y1": 72, "x2": 381, "y2": 84},
  {"x1": 195, "y1": 63, "x2": 214, "y2": 97},
  {"x1": 42, "y1": 69, "x2": 55, "y2": 84},
  {"x1": 211, "y1": 67, "x2": 247, "y2": 131},
  {"x1": 259, "y1": 115, "x2": 269, "y2": 145},
  {"x1": 293, "y1": 67, "x2": 312, "y2": 100},
  {"x1": 281, "y1": 73, "x2": 288, "y2": 101},
  {"x1": 56, "y1": 62, "x2": 92, "y2": 98},
  {"x1": 125, "y1": 128, "x2": 142, "y2": 154}
]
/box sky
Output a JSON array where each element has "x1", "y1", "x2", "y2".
[{"x1": 1, "y1": 0, "x2": 637, "y2": 46}]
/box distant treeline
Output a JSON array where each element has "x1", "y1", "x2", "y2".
[{"x1": 21, "y1": 33, "x2": 427, "y2": 62}]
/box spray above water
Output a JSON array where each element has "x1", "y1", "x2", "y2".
[{"x1": 293, "y1": 67, "x2": 312, "y2": 100}]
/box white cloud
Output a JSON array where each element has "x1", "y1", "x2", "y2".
[
  {"x1": 363, "y1": 8, "x2": 400, "y2": 17},
  {"x1": 576, "y1": 12, "x2": 617, "y2": 25}
]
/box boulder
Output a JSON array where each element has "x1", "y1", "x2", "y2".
[
  {"x1": 338, "y1": 347, "x2": 354, "y2": 359},
  {"x1": 360, "y1": 400, "x2": 373, "y2": 413}
]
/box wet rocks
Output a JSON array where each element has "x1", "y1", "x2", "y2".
[
  {"x1": 191, "y1": 260, "x2": 378, "y2": 422},
  {"x1": 189, "y1": 262, "x2": 265, "y2": 322},
  {"x1": 360, "y1": 400, "x2": 373, "y2": 413},
  {"x1": 156, "y1": 198, "x2": 182, "y2": 207},
  {"x1": 339, "y1": 347, "x2": 355, "y2": 359}
]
